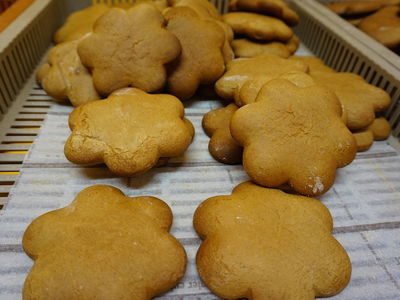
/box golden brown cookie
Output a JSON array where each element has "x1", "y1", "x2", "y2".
[
  {"x1": 310, "y1": 71, "x2": 391, "y2": 130},
  {"x1": 202, "y1": 103, "x2": 242, "y2": 164},
  {"x1": 232, "y1": 39, "x2": 291, "y2": 58},
  {"x1": 35, "y1": 63, "x2": 50, "y2": 85},
  {"x1": 64, "y1": 88, "x2": 194, "y2": 176},
  {"x1": 326, "y1": 1, "x2": 382, "y2": 16},
  {"x1": 353, "y1": 130, "x2": 374, "y2": 152},
  {"x1": 169, "y1": 0, "x2": 221, "y2": 20},
  {"x1": 215, "y1": 54, "x2": 308, "y2": 104},
  {"x1": 54, "y1": 4, "x2": 110, "y2": 44},
  {"x1": 238, "y1": 71, "x2": 315, "y2": 106},
  {"x1": 359, "y1": 6, "x2": 400, "y2": 49},
  {"x1": 289, "y1": 56, "x2": 336, "y2": 73},
  {"x1": 230, "y1": 78, "x2": 357, "y2": 196},
  {"x1": 367, "y1": 117, "x2": 391, "y2": 140},
  {"x1": 40, "y1": 39, "x2": 100, "y2": 107},
  {"x1": 222, "y1": 12, "x2": 293, "y2": 41},
  {"x1": 23, "y1": 185, "x2": 186, "y2": 300},
  {"x1": 164, "y1": 7, "x2": 225, "y2": 100},
  {"x1": 216, "y1": 20, "x2": 235, "y2": 63},
  {"x1": 229, "y1": 0, "x2": 299, "y2": 26},
  {"x1": 78, "y1": 4, "x2": 181, "y2": 95},
  {"x1": 194, "y1": 181, "x2": 352, "y2": 299}
]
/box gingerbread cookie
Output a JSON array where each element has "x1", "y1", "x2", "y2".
[
  {"x1": 238, "y1": 71, "x2": 315, "y2": 106},
  {"x1": 35, "y1": 63, "x2": 50, "y2": 85},
  {"x1": 353, "y1": 130, "x2": 374, "y2": 152},
  {"x1": 367, "y1": 117, "x2": 391, "y2": 140},
  {"x1": 289, "y1": 56, "x2": 335, "y2": 73},
  {"x1": 229, "y1": 0, "x2": 299, "y2": 26},
  {"x1": 40, "y1": 39, "x2": 100, "y2": 107},
  {"x1": 23, "y1": 185, "x2": 186, "y2": 299},
  {"x1": 232, "y1": 39, "x2": 291, "y2": 58},
  {"x1": 54, "y1": 4, "x2": 110, "y2": 44},
  {"x1": 310, "y1": 71, "x2": 391, "y2": 130},
  {"x1": 194, "y1": 181, "x2": 352, "y2": 299},
  {"x1": 359, "y1": 6, "x2": 400, "y2": 49},
  {"x1": 164, "y1": 7, "x2": 225, "y2": 100},
  {"x1": 222, "y1": 12, "x2": 293, "y2": 41},
  {"x1": 202, "y1": 103, "x2": 242, "y2": 164},
  {"x1": 64, "y1": 88, "x2": 194, "y2": 176},
  {"x1": 78, "y1": 4, "x2": 181, "y2": 95},
  {"x1": 215, "y1": 54, "x2": 308, "y2": 104},
  {"x1": 231, "y1": 78, "x2": 356, "y2": 196},
  {"x1": 168, "y1": 0, "x2": 221, "y2": 20},
  {"x1": 326, "y1": 1, "x2": 382, "y2": 16},
  {"x1": 216, "y1": 20, "x2": 235, "y2": 63}
]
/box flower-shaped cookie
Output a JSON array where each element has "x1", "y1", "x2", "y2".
[
  {"x1": 40, "y1": 39, "x2": 100, "y2": 107},
  {"x1": 54, "y1": 4, "x2": 110, "y2": 43},
  {"x1": 202, "y1": 103, "x2": 242, "y2": 164},
  {"x1": 23, "y1": 185, "x2": 187, "y2": 299},
  {"x1": 229, "y1": 0, "x2": 299, "y2": 26},
  {"x1": 64, "y1": 88, "x2": 194, "y2": 176},
  {"x1": 164, "y1": 7, "x2": 225, "y2": 100},
  {"x1": 231, "y1": 78, "x2": 357, "y2": 196},
  {"x1": 194, "y1": 181, "x2": 352, "y2": 300},
  {"x1": 311, "y1": 71, "x2": 391, "y2": 130},
  {"x1": 78, "y1": 4, "x2": 181, "y2": 95},
  {"x1": 359, "y1": 5, "x2": 400, "y2": 49},
  {"x1": 215, "y1": 54, "x2": 308, "y2": 104}
]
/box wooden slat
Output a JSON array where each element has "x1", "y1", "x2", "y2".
[
  {"x1": 1, "y1": 136, "x2": 36, "y2": 142},
  {"x1": 0, "y1": 174, "x2": 18, "y2": 182},
  {"x1": 0, "y1": 164, "x2": 22, "y2": 172},
  {"x1": 6, "y1": 128, "x2": 38, "y2": 135},
  {"x1": 0, "y1": 197, "x2": 8, "y2": 205},
  {"x1": 15, "y1": 114, "x2": 45, "y2": 120},
  {"x1": 18, "y1": 108, "x2": 49, "y2": 113},
  {"x1": 0, "y1": 185, "x2": 12, "y2": 194},
  {"x1": 0, "y1": 144, "x2": 30, "y2": 151},
  {"x1": 12, "y1": 120, "x2": 43, "y2": 126},
  {"x1": 0, "y1": 153, "x2": 25, "y2": 162}
]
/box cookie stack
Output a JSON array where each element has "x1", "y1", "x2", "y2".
[
  {"x1": 37, "y1": 0, "x2": 234, "y2": 107},
  {"x1": 205, "y1": 53, "x2": 392, "y2": 191},
  {"x1": 226, "y1": 0, "x2": 300, "y2": 58},
  {"x1": 326, "y1": 0, "x2": 400, "y2": 53}
]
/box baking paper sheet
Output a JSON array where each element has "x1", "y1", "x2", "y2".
[{"x1": 1, "y1": 45, "x2": 400, "y2": 299}]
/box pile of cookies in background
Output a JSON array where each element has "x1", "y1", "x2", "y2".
[
  {"x1": 226, "y1": 0, "x2": 300, "y2": 58},
  {"x1": 21, "y1": 0, "x2": 395, "y2": 299},
  {"x1": 326, "y1": 0, "x2": 400, "y2": 53}
]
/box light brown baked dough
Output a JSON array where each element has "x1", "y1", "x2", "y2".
[
  {"x1": 222, "y1": 12, "x2": 293, "y2": 41},
  {"x1": 232, "y1": 39, "x2": 291, "y2": 58},
  {"x1": 239, "y1": 71, "x2": 314, "y2": 106},
  {"x1": 215, "y1": 54, "x2": 308, "y2": 105},
  {"x1": 40, "y1": 39, "x2": 100, "y2": 107},
  {"x1": 230, "y1": 78, "x2": 357, "y2": 196},
  {"x1": 310, "y1": 71, "x2": 391, "y2": 130},
  {"x1": 289, "y1": 56, "x2": 336, "y2": 73},
  {"x1": 164, "y1": 7, "x2": 225, "y2": 100},
  {"x1": 359, "y1": 6, "x2": 400, "y2": 49},
  {"x1": 23, "y1": 185, "x2": 186, "y2": 300},
  {"x1": 78, "y1": 4, "x2": 181, "y2": 95},
  {"x1": 326, "y1": 1, "x2": 382, "y2": 16},
  {"x1": 353, "y1": 130, "x2": 374, "y2": 152},
  {"x1": 64, "y1": 88, "x2": 194, "y2": 176},
  {"x1": 229, "y1": 0, "x2": 299, "y2": 26},
  {"x1": 194, "y1": 181, "x2": 352, "y2": 299},
  {"x1": 202, "y1": 103, "x2": 242, "y2": 164},
  {"x1": 54, "y1": 4, "x2": 110, "y2": 44},
  {"x1": 169, "y1": 0, "x2": 221, "y2": 19},
  {"x1": 35, "y1": 63, "x2": 50, "y2": 85},
  {"x1": 367, "y1": 117, "x2": 391, "y2": 140}
]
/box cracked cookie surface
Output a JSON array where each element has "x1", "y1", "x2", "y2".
[{"x1": 64, "y1": 88, "x2": 194, "y2": 176}]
